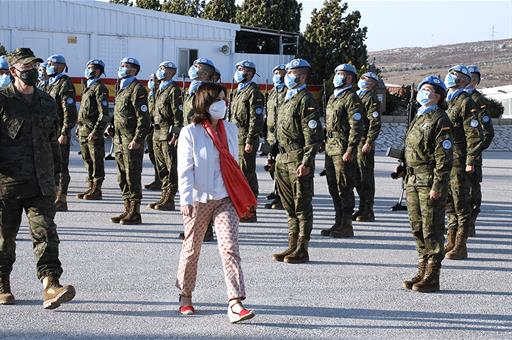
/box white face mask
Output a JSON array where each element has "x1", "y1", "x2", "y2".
[{"x1": 208, "y1": 100, "x2": 227, "y2": 120}]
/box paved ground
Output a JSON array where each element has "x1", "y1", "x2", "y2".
[{"x1": 1, "y1": 144, "x2": 511, "y2": 339}]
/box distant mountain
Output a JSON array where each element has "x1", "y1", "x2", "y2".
[{"x1": 369, "y1": 38, "x2": 512, "y2": 88}]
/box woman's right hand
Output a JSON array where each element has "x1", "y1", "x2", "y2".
[{"x1": 181, "y1": 204, "x2": 194, "y2": 217}]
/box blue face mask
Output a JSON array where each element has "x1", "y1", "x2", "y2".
[
  {"x1": 358, "y1": 79, "x2": 369, "y2": 90},
  {"x1": 46, "y1": 65, "x2": 57, "y2": 76},
  {"x1": 444, "y1": 73, "x2": 458, "y2": 88},
  {"x1": 148, "y1": 79, "x2": 155, "y2": 90},
  {"x1": 333, "y1": 74, "x2": 345, "y2": 88},
  {"x1": 416, "y1": 89, "x2": 432, "y2": 106},
  {"x1": 284, "y1": 73, "x2": 297, "y2": 89},
  {"x1": 117, "y1": 67, "x2": 128, "y2": 79},
  {"x1": 84, "y1": 68, "x2": 94, "y2": 79},
  {"x1": 156, "y1": 69, "x2": 166, "y2": 80},
  {"x1": 188, "y1": 65, "x2": 199, "y2": 80},
  {"x1": 233, "y1": 70, "x2": 246, "y2": 83},
  {"x1": 38, "y1": 70, "x2": 46, "y2": 81},
  {"x1": 273, "y1": 74, "x2": 283, "y2": 85},
  {"x1": 0, "y1": 74, "x2": 11, "y2": 89}
]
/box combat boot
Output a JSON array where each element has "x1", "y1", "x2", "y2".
[
  {"x1": 403, "y1": 260, "x2": 427, "y2": 290},
  {"x1": 356, "y1": 211, "x2": 375, "y2": 222},
  {"x1": 283, "y1": 236, "x2": 309, "y2": 264},
  {"x1": 111, "y1": 199, "x2": 130, "y2": 223},
  {"x1": 144, "y1": 178, "x2": 162, "y2": 191},
  {"x1": 412, "y1": 260, "x2": 441, "y2": 293},
  {"x1": 444, "y1": 229, "x2": 457, "y2": 253},
  {"x1": 149, "y1": 189, "x2": 167, "y2": 210},
  {"x1": 155, "y1": 190, "x2": 175, "y2": 211},
  {"x1": 320, "y1": 225, "x2": 336, "y2": 237},
  {"x1": 445, "y1": 230, "x2": 468, "y2": 260},
  {"x1": 272, "y1": 233, "x2": 298, "y2": 262},
  {"x1": 271, "y1": 198, "x2": 284, "y2": 210},
  {"x1": 330, "y1": 218, "x2": 354, "y2": 238},
  {"x1": 42, "y1": 276, "x2": 75, "y2": 309},
  {"x1": 351, "y1": 210, "x2": 361, "y2": 221},
  {"x1": 120, "y1": 200, "x2": 142, "y2": 225},
  {"x1": 76, "y1": 181, "x2": 93, "y2": 199},
  {"x1": 0, "y1": 276, "x2": 15, "y2": 305},
  {"x1": 83, "y1": 181, "x2": 102, "y2": 200},
  {"x1": 240, "y1": 207, "x2": 257, "y2": 223},
  {"x1": 54, "y1": 193, "x2": 68, "y2": 212}
]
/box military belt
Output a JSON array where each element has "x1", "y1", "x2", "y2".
[
  {"x1": 278, "y1": 144, "x2": 302, "y2": 154},
  {"x1": 406, "y1": 165, "x2": 434, "y2": 175}
]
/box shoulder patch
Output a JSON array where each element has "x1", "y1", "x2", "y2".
[
  {"x1": 482, "y1": 115, "x2": 490, "y2": 123},
  {"x1": 470, "y1": 119, "x2": 479, "y2": 128},
  {"x1": 101, "y1": 99, "x2": 108, "y2": 107},
  {"x1": 372, "y1": 111, "x2": 379, "y2": 118},
  {"x1": 255, "y1": 107, "x2": 264, "y2": 115},
  {"x1": 140, "y1": 104, "x2": 148, "y2": 113},
  {"x1": 308, "y1": 120, "x2": 318, "y2": 129},
  {"x1": 442, "y1": 140, "x2": 452, "y2": 150},
  {"x1": 178, "y1": 104, "x2": 183, "y2": 111},
  {"x1": 66, "y1": 97, "x2": 75, "y2": 105},
  {"x1": 353, "y1": 112, "x2": 362, "y2": 121}
]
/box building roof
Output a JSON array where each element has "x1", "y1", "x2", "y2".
[{"x1": 0, "y1": 0, "x2": 240, "y2": 41}]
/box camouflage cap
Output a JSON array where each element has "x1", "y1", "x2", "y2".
[{"x1": 7, "y1": 48, "x2": 43, "y2": 65}]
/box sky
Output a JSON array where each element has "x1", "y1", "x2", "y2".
[{"x1": 298, "y1": 0, "x2": 512, "y2": 51}]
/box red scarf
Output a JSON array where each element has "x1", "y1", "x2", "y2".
[{"x1": 201, "y1": 120, "x2": 257, "y2": 218}]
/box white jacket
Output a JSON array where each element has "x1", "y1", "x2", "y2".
[{"x1": 177, "y1": 121, "x2": 239, "y2": 206}]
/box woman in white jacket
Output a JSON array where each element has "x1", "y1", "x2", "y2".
[{"x1": 176, "y1": 82, "x2": 255, "y2": 324}]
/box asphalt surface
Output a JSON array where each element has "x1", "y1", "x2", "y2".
[{"x1": 1, "y1": 144, "x2": 511, "y2": 339}]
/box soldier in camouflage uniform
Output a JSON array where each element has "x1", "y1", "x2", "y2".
[
  {"x1": 271, "y1": 59, "x2": 323, "y2": 264},
  {"x1": 353, "y1": 72, "x2": 382, "y2": 222},
  {"x1": 76, "y1": 59, "x2": 110, "y2": 200},
  {"x1": 44, "y1": 54, "x2": 78, "y2": 212},
  {"x1": 229, "y1": 60, "x2": 265, "y2": 222},
  {"x1": 179, "y1": 57, "x2": 216, "y2": 242},
  {"x1": 443, "y1": 65, "x2": 483, "y2": 260},
  {"x1": 109, "y1": 57, "x2": 150, "y2": 225},
  {"x1": 465, "y1": 65, "x2": 495, "y2": 237},
  {"x1": 264, "y1": 64, "x2": 287, "y2": 210},
  {"x1": 320, "y1": 64, "x2": 364, "y2": 238},
  {"x1": 0, "y1": 48, "x2": 75, "y2": 309},
  {"x1": 401, "y1": 75, "x2": 453, "y2": 293},
  {"x1": 144, "y1": 73, "x2": 162, "y2": 191},
  {"x1": 148, "y1": 61, "x2": 183, "y2": 211}
]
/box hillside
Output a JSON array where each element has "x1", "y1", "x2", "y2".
[{"x1": 370, "y1": 38, "x2": 512, "y2": 88}]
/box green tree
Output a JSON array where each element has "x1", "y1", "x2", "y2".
[
  {"x1": 201, "y1": 0, "x2": 237, "y2": 23},
  {"x1": 300, "y1": 0, "x2": 368, "y2": 84},
  {"x1": 235, "y1": 0, "x2": 302, "y2": 32},
  {"x1": 161, "y1": 0, "x2": 205, "y2": 17},
  {"x1": 109, "y1": 0, "x2": 133, "y2": 6},
  {"x1": 135, "y1": 0, "x2": 160, "y2": 10},
  {"x1": 0, "y1": 43, "x2": 6, "y2": 56}
]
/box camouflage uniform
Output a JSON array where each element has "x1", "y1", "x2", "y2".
[
  {"x1": 445, "y1": 90, "x2": 483, "y2": 258},
  {"x1": 145, "y1": 90, "x2": 159, "y2": 189},
  {"x1": 151, "y1": 82, "x2": 183, "y2": 206},
  {"x1": 404, "y1": 108, "x2": 453, "y2": 263},
  {"x1": 229, "y1": 82, "x2": 265, "y2": 197},
  {"x1": 322, "y1": 87, "x2": 364, "y2": 236},
  {"x1": 0, "y1": 83, "x2": 63, "y2": 280},
  {"x1": 266, "y1": 86, "x2": 287, "y2": 152},
  {"x1": 44, "y1": 74, "x2": 78, "y2": 200},
  {"x1": 468, "y1": 90, "x2": 494, "y2": 235},
  {"x1": 113, "y1": 80, "x2": 150, "y2": 202},
  {"x1": 355, "y1": 90, "x2": 382, "y2": 217},
  {"x1": 77, "y1": 80, "x2": 110, "y2": 189}
]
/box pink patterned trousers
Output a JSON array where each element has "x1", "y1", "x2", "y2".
[{"x1": 176, "y1": 197, "x2": 246, "y2": 300}]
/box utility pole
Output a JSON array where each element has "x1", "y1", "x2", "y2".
[{"x1": 491, "y1": 25, "x2": 496, "y2": 62}]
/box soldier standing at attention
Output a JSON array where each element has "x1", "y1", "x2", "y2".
[
  {"x1": 465, "y1": 65, "x2": 495, "y2": 237},
  {"x1": 401, "y1": 76, "x2": 453, "y2": 293},
  {"x1": 44, "y1": 54, "x2": 78, "y2": 212},
  {"x1": 271, "y1": 59, "x2": 323, "y2": 264},
  {"x1": 0, "y1": 48, "x2": 75, "y2": 309},
  {"x1": 353, "y1": 72, "x2": 382, "y2": 222},
  {"x1": 148, "y1": 61, "x2": 183, "y2": 211},
  {"x1": 264, "y1": 64, "x2": 287, "y2": 210},
  {"x1": 144, "y1": 73, "x2": 162, "y2": 191},
  {"x1": 110, "y1": 57, "x2": 150, "y2": 225},
  {"x1": 76, "y1": 59, "x2": 110, "y2": 200},
  {"x1": 229, "y1": 60, "x2": 265, "y2": 222},
  {"x1": 0, "y1": 56, "x2": 12, "y2": 90},
  {"x1": 320, "y1": 64, "x2": 363, "y2": 239},
  {"x1": 443, "y1": 65, "x2": 483, "y2": 260}
]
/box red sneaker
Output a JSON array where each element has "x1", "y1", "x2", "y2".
[{"x1": 179, "y1": 305, "x2": 195, "y2": 316}]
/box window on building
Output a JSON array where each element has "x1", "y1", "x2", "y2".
[{"x1": 178, "y1": 48, "x2": 198, "y2": 78}]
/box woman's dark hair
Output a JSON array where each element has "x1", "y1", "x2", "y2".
[
  {"x1": 433, "y1": 84, "x2": 448, "y2": 110},
  {"x1": 191, "y1": 82, "x2": 226, "y2": 124}
]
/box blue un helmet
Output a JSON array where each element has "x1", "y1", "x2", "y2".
[
  {"x1": 285, "y1": 59, "x2": 311, "y2": 71},
  {"x1": 418, "y1": 75, "x2": 447, "y2": 95},
  {"x1": 193, "y1": 57, "x2": 215, "y2": 69},
  {"x1": 0, "y1": 56, "x2": 9, "y2": 70},
  {"x1": 87, "y1": 59, "x2": 106, "y2": 75},
  {"x1": 361, "y1": 71, "x2": 379, "y2": 82},
  {"x1": 467, "y1": 64, "x2": 481, "y2": 84},
  {"x1": 159, "y1": 61, "x2": 177, "y2": 69},
  {"x1": 273, "y1": 64, "x2": 286, "y2": 72},
  {"x1": 448, "y1": 64, "x2": 471, "y2": 80},
  {"x1": 236, "y1": 60, "x2": 256, "y2": 72},
  {"x1": 335, "y1": 63, "x2": 357, "y2": 75}
]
